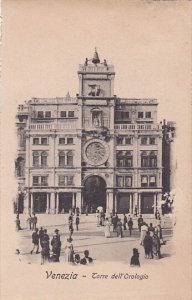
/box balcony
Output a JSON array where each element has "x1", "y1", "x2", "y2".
[
  {"x1": 114, "y1": 124, "x2": 160, "y2": 131},
  {"x1": 29, "y1": 120, "x2": 77, "y2": 131}
]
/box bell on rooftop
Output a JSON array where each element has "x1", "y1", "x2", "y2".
[{"x1": 92, "y1": 48, "x2": 100, "y2": 64}]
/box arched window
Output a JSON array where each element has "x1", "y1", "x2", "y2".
[
  {"x1": 41, "y1": 151, "x2": 47, "y2": 166},
  {"x1": 141, "y1": 151, "x2": 149, "y2": 167},
  {"x1": 149, "y1": 151, "x2": 157, "y2": 167},
  {"x1": 116, "y1": 151, "x2": 124, "y2": 167},
  {"x1": 67, "y1": 150, "x2": 73, "y2": 166},
  {"x1": 15, "y1": 157, "x2": 25, "y2": 177},
  {"x1": 59, "y1": 151, "x2": 65, "y2": 167},
  {"x1": 18, "y1": 127, "x2": 25, "y2": 148},
  {"x1": 125, "y1": 151, "x2": 133, "y2": 167},
  {"x1": 33, "y1": 151, "x2": 39, "y2": 167}
]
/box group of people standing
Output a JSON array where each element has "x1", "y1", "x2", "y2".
[
  {"x1": 138, "y1": 215, "x2": 163, "y2": 260},
  {"x1": 96, "y1": 211, "x2": 134, "y2": 239}
]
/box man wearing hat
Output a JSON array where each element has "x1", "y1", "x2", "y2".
[
  {"x1": 130, "y1": 248, "x2": 140, "y2": 267},
  {"x1": 51, "y1": 229, "x2": 61, "y2": 262}
]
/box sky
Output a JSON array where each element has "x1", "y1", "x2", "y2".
[{"x1": 3, "y1": 0, "x2": 191, "y2": 123}]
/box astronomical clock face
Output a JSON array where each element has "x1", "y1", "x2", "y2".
[{"x1": 84, "y1": 139, "x2": 109, "y2": 166}]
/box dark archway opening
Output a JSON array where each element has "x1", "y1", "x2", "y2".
[{"x1": 83, "y1": 175, "x2": 106, "y2": 213}]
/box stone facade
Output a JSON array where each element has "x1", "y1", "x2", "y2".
[{"x1": 15, "y1": 51, "x2": 163, "y2": 215}]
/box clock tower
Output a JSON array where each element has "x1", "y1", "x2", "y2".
[
  {"x1": 78, "y1": 49, "x2": 116, "y2": 212},
  {"x1": 78, "y1": 48, "x2": 115, "y2": 98}
]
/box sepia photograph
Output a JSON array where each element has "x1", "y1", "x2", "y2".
[{"x1": 1, "y1": 1, "x2": 191, "y2": 299}]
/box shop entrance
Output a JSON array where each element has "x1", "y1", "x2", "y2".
[
  {"x1": 117, "y1": 193, "x2": 131, "y2": 214},
  {"x1": 83, "y1": 176, "x2": 106, "y2": 213},
  {"x1": 141, "y1": 193, "x2": 154, "y2": 214},
  {"x1": 58, "y1": 193, "x2": 73, "y2": 213},
  {"x1": 33, "y1": 193, "x2": 47, "y2": 213}
]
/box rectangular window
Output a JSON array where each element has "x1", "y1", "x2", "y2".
[
  {"x1": 33, "y1": 176, "x2": 39, "y2": 186},
  {"x1": 60, "y1": 111, "x2": 67, "y2": 118},
  {"x1": 67, "y1": 176, "x2": 74, "y2": 185},
  {"x1": 33, "y1": 138, "x2": 39, "y2": 145},
  {"x1": 125, "y1": 137, "x2": 131, "y2": 145},
  {"x1": 149, "y1": 137, "x2": 155, "y2": 145},
  {"x1": 37, "y1": 111, "x2": 44, "y2": 118},
  {"x1": 41, "y1": 138, "x2": 48, "y2": 145},
  {"x1": 59, "y1": 175, "x2": 67, "y2": 186},
  {"x1": 146, "y1": 112, "x2": 151, "y2": 118},
  {"x1": 68, "y1": 111, "x2": 74, "y2": 118},
  {"x1": 45, "y1": 111, "x2": 51, "y2": 118},
  {"x1": 67, "y1": 138, "x2": 73, "y2": 145},
  {"x1": 59, "y1": 138, "x2": 65, "y2": 144},
  {"x1": 59, "y1": 153, "x2": 65, "y2": 167},
  {"x1": 138, "y1": 112, "x2": 144, "y2": 118},
  {"x1": 41, "y1": 176, "x2": 48, "y2": 186},
  {"x1": 125, "y1": 176, "x2": 132, "y2": 187},
  {"x1": 141, "y1": 176, "x2": 148, "y2": 187},
  {"x1": 141, "y1": 137, "x2": 148, "y2": 145},
  {"x1": 116, "y1": 176, "x2": 124, "y2": 187},
  {"x1": 149, "y1": 176, "x2": 156, "y2": 186},
  {"x1": 116, "y1": 137, "x2": 124, "y2": 145}
]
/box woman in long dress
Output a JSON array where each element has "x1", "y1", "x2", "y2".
[{"x1": 104, "y1": 218, "x2": 111, "y2": 238}]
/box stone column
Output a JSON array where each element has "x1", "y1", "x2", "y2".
[
  {"x1": 76, "y1": 192, "x2": 81, "y2": 212},
  {"x1": 55, "y1": 193, "x2": 59, "y2": 214},
  {"x1": 114, "y1": 192, "x2": 117, "y2": 213},
  {"x1": 32, "y1": 193, "x2": 34, "y2": 213},
  {"x1": 107, "y1": 191, "x2": 114, "y2": 212},
  {"x1": 23, "y1": 193, "x2": 28, "y2": 214},
  {"x1": 50, "y1": 192, "x2": 55, "y2": 214},
  {"x1": 130, "y1": 194, "x2": 133, "y2": 214},
  {"x1": 138, "y1": 193, "x2": 141, "y2": 215},
  {"x1": 46, "y1": 193, "x2": 50, "y2": 214}
]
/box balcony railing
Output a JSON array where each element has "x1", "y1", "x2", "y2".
[
  {"x1": 29, "y1": 120, "x2": 77, "y2": 131},
  {"x1": 114, "y1": 124, "x2": 160, "y2": 131}
]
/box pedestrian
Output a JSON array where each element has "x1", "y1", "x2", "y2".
[
  {"x1": 116, "y1": 218, "x2": 123, "y2": 238},
  {"x1": 31, "y1": 228, "x2": 40, "y2": 254},
  {"x1": 75, "y1": 207, "x2": 80, "y2": 216},
  {"x1": 140, "y1": 222, "x2": 148, "y2": 245},
  {"x1": 74, "y1": 254, "x2": 81, "y2": 265},
  {"x1": 148, "y1": 223, "x2": 155, "y2": 233},
  {"x1": 130, "y1": 248, "x2": 140, "y2": 267},
  {"x1": 104, "y1": 217, "x2": 111, "y2": 238},
  {"x1": 33, "y1": 213, "x2": 38, "y2": 230},
  {"x1": 137, "y1": 215, "x2": 143, "y2": 232},
  {"x1": 15, "y1": 215, "x2": 21, "y2": 231},
  {"x1": 80, "y1": 250, "x2": 93, "y2": 265},
  {"x1": 27, "y1": 214, "x2": 33, "y2": 230},
  {"x1": 64, "y1": 241, "x2": 74, "y2": 264},
  {"x1": 100, "y1": 212, "x2": 105, "y2": 226},
  {"x1": 123, "y1": 213, "x2": 128, "y2": 230},
  {"x1": 143, "y1": 231, "x2": 153, "y2": 259},
  {"x1": 51, "y1": 229, "x2": 61, "y2": 262},
  {"x1": 41, "y1": 232, "x2": 50, "y2": 265},
  {"x1": 96, "y1": 210, "x2": 100, "y2": 226},
  {"x1": 112, "y1": 213, "x2": 118, "y2": 232},
  {"x1": 151, "y1": 231, "x2": 161, "y2": 259},
  {"x1": 128, "y1": 218, "x2": 133, "y2": 236},
  {"x1": 39, "y1": 227, "x2": 44, "y2": 247},
  {"x1": 155, "y1": 225, "x2": 164, "y2": 245},
  {"x1": 85, "y1": 205, "x2": 89, "y2": 216},
  {"x1": 69, "y1": 219, "x2": 74, "y2": 237},
  {"x1": 134, "y1": 206, "x2": 138, "y2": 217},
  {"x1": 75, "y1": 215, "x2": 80, "y2": 231}
]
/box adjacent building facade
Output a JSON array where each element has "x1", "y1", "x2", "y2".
[{"x1": 15, "y1": 50, "x2": 163, "y2": 215}]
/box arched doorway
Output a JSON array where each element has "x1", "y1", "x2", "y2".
[{"x1": 83, "y1": 176, "x2": 106, "y2": 213}]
